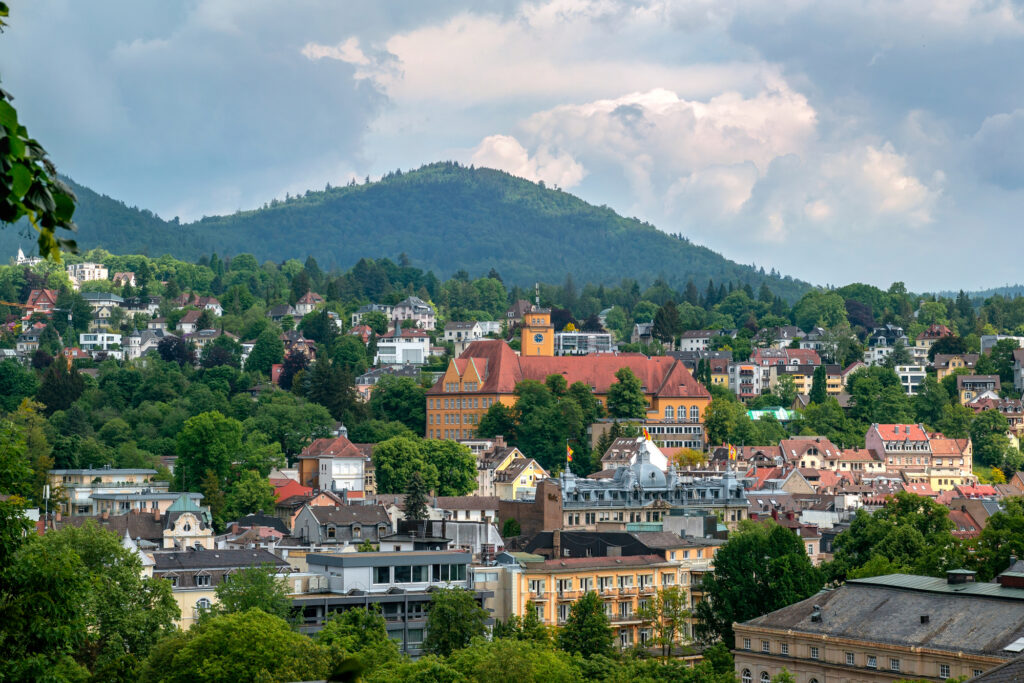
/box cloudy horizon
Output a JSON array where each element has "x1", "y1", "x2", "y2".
[{"x1": 3, "y1": 0, "x2": 1024, "y2": 292}]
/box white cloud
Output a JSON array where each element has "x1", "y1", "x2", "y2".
[
  {"x1": 470, "y1": 134, "x2": 585, "y2": 188},
  {"x1": 302, "y1": 37, "x2": 370, "y2": 66}
]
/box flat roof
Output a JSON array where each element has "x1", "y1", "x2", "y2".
[
  {"x1": 51, "y1": 469, "x2": 157, "y2": 475},
  {"x1": 307, "y1": 551, "x2": 471, "y2": 568}
]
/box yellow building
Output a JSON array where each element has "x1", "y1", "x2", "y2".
[
  {"x1": 426, "y1": 340, "x2": 711, "y2": 441},
  {"x1": 520, "y1": 306, "x2": 554, "y2": 357},
  {"x1": 934, "y1": 353, "x2": 979, "y2": 381},
  {"x1": 518, "y1": 554, "x2": 678, "y2": 648},
  {"x1": 493, "y1": 457, "x2": 550, "y2": 500}
]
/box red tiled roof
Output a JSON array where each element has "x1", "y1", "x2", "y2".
[
  {"x1": 526, "y1": 554, "x2": 670, "y2": 570},
  {"x1": 900, "y1": 481, "x2": 937, "y2": 497},
  {"x1": 297, "y1": 436, "x2": 369, "y2": 461},
  {"x1": 873, "y1": 424, "x2": 928, "y2": 441},
  {"x1": 947, "y1": 509, "x2": 981, "y2": 538},
  {"x1": 780, "y1": 437, "x2": 841, "y2": 460},
  {"x1": 430, "y1": 339, "x2": 709, "y2": 399},
  {"x1": 26, "y1": 288, "x2": 58, "y2": 307},
  {"x1": 953, "y1": 484, "x2": 997, "y2": 498},
  {"x1": 837, "y1": 448, "x2": 876, "y2": 462},
  {"x1": 272, "y1": 479, "x2": 313, "y2": 502}
]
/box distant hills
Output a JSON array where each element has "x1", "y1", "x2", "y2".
[{"x1": 1, "y1": 162, "x2": 811, "y2": 299}]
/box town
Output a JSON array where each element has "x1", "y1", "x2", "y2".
[{"x1": 3, "y1": 246, "x2": 1024, "y2": 683}]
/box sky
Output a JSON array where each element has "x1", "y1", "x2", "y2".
[{"x1": 3, "y1": 0, "x2": 1024, "y2": 291}]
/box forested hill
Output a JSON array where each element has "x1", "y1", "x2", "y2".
[{"x1": 2, "y1": 162, "x2": 809, "y2": 300}]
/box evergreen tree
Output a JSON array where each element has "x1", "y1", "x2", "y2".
[
  {"x1": 422, "y1": 588, "x2": 489, "y2": 657},
  {"x1": 403, "y1": 472, "x2": 430, "y2": 521},
  {"x1": 35, "y1": 361, "x2": 85, "y2": 415},
  {"x1": 245, "y1": 328, "x2": 285, "y2": 375},
  {"x1": 606, "y1": 367, "x2": 647, "y2": 419},
  {"x1": 808, "y1": 365, "x2": 827, "y2": 405},
  {"x1": 556, "y1": 591, "x2": 614, "y2": 657}
]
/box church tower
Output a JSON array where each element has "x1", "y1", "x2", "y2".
[{"x1": 520, "y1": 283, "x2": 554, "y2": 356}]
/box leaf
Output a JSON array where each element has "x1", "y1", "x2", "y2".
[
  {"x1": 0, "y1": 99, "x2": 17, "y2": 129},
  {"x1": 9, "y1": 162, "x2": 31, "y2": 198},
  {"x1": 53, "y1": 189, "x2": 75, "y2": 222}
]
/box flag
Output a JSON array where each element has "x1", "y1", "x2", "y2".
[
  {"x1": 728, "y1": 445, "x2": 737, "y2": 460},
  {"x1": 642, "y1": 427, "x2": 651, "y2": 441},
  {"x1": 566, "y1": 444, "x2": 573, "y2": 462}
]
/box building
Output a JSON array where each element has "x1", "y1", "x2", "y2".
[
  {"x1": 895, "y1": 364, "x2": 928, "y2": 395},
  {"x1": 520, "y1": 305, "x2": 554, "y2": 357},
  {"x1": 66, "y1": 261, "x2": 108, "y2": 288},
  {"x1": 934, "y1": 353, "x2": 979, "y2": 381},
  {"x1": 425, "y1": 339, "x2": 711, "y2": 441},
  {"x1": 554, "y1": 331, "x2": 616, "y2": 356},
  {"x1": 125, "y1": 328, "x2": 170, "y2": 360},
  {"x1": 177, "y1": 310, "x2": 202, "y2": 335},
  {"x1": 351, "y1": 303, "x2": 393, "y2": 327},
  {"x1": 294, "y1": 550, "x2": 489, "y2": 656},
  {"x1": 958, "y1": 375, "x2": 1001, "y2": 404},
  {"x1": 679, "y1": 330, "x2": 714, "y2": 352},
  {"x1": 153, "y1": 548, "x2": 289, "y2": 628},
  {"x1": 295, "y1": 436, "x2": 375, "y2": 498},
  {"x1": 734, "y1": 570, "x2": 1024, "y2": 683},
  {"x1": 392, "y1": 296, "x2": 435, "y2": 330},
  {"x1": 514, "y1": 553, "x2": 677, "y2": 649},
  {"x1": 631, "y1": 322, "x2": 655, "y2": 346},
  {"x1": 981, "y1": 334, "x2": 1024, "y2": 354},
  {"x1": 1014, "y1": 349, "x2": 1024, "y2": 393},
  {"x1": 473, "y1": 437, "x2": 549, "y2": 499},
  {"x1": 375, "y1": 324, "x2": 431, "y2": 365},
  {"x1": 15, "y1": 247, "x2": 43, "y2": 266},
  {"x1": 24, "y1": 288, "x2": 58, "y2": 317},
  {"x1": 79, "y1": 331, "x2": 122, "y2": 355},
  {"x1": 50, "y1": 467, "x2": 166, "y2": 516},
  {"x1": 294, "y1": 291, "x2": 325, "y2": 316},
  {"x1": 864, "y1": 424, "x2": 973, "y2": 484},
  {"x1": 50, "y1": 494, "x2": 211, "y2": 550},
  {"x1": 505, "y1": 299, "x2": 533, "y2": 326},
  {"x1": 559, "y1": 451, "x2": 748, "y2": 530},
  {"x1": 355, "y1": 365, "x2": 421, "y2": 402},
  {"x1": 111, "y1": 271, "x2": 136, "y2": 288},
  {"x1": 914, "y1": 323, "x2": 952, "y2": 363},
  {"x1": 729, "y1": 361, "x2": 766, "y2": 400},
  {"x1": 864, "y1": 324, "x2": 909, "y2": 366},
  {"x1": 290, "y1": 504, "x2": 392, "y2": 546},
  {"x1": 267, "y1": 304, "x2": 298, "y2": 323}
]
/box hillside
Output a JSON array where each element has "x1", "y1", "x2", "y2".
[{"x1": 1, "y1": 163, "x2": 810, "y2": 299}]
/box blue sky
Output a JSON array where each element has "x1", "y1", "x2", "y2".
[{"x1": 4, "y1": 0, "x2": 1024, "y2": 291}]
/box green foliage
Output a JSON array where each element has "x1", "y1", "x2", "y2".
[
  {"x1": 423, "y1": 587, "x2": 489, "y2": 657},
  {"x1": 245, "y1": 327, "x2": 284, "y2": 375},
  {"x1": 403, "y1": 471, "x2": 431, "y2": 521},
  {"x1": 174, "y1": 410, "x2": 242, "y2": 491},
  {"x1": 224, "y1": 469, "x2": 279, "y2": 521},
  {"x1": 972, "y1": 497, "x2": 1024, "y2": 581},
  {"x1": 556, "y1": 591, "x2": 614, "y2": 658},
  {"x1": 635, "y1": 586, "x2": 690, "y2": 662},
  {"x1": 829, "y1": 492, "x2": 963, "y2": 581},
  {"x1": 316, "y1": 606, "x2": 400, "y2": 676},
  {"x1": 214, "y1": 565, "x2": 292, "y2": 620},
  {"x1": 606, "y1": 367, "x2": 647, "y2": 419},
  {"x1": 502, "y1": 517, "x2": 521, "y2": 537},
  {"x1": 808, "y1": 365, "x2": 827, "y2": 405},
  {"x1": 370, "y1": 374, "x2": 427, "y2": 434},
  {"x1": 695, "y1": 520, "x2": 823, "y2": 648},
  {"x1": 447, "y1": 637, "x2": 581, "y2": 683},
  {"x1": 971, "y1": 409, "x2": 1015, "y2": 469},
  {"x1": 792, "y1": 290, "x2": 847, "y2": 331},
  {"x1": 35, "y1": 360, "x2": 85, "y2": 414},
  {"x1": 139, "y1": 609, "x2": 329, "y2": 683},
  {"x1": 374, "y1": 437, "x2": 439, "y2": 494},
  {"x1": 476, "y1": 401, "x2": 516, "y2": 440}
]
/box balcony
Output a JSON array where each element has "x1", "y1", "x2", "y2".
[
  {"x1": 618, "y1": 586, "x2": 636, "y2": 595},
  {"x1": 557, "y1": 590, "x2": 581, "y2": 601},
  {"x1": 599, "y1": 587, "x2": 618, "y2": 597},
  {"x1": 639, "y1": 585, "x2": 656, "y2": 595}
]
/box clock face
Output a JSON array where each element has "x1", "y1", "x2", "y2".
[{"x1": 534, "y1": 333, "x2": 544, "y2": 343}]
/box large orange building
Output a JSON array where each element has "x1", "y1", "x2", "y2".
[{"x1": 425, "y1": 339, "x2": 711, "y2": 440}]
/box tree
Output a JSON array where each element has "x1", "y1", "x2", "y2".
[
  {"x1": 370, "y1": 375, "x2": 426, "y2": 434},
  {"x1": 636, "y1": 586, "x2": 690, "y2": 662},
  {"x1": 2, "y1": 521, "x2": 179, "y2": 682},
  {"x1": 556, "y1": 591, "x2": 614, "y2": 657},
  {"x1": 829, "y1": 492, "x2": 963, "y2": 581},
  {"x1": 422, "y1": 587, "x2": 489, "y2": 657},
  {"x1": 808, "y1": 365, "x2": 827, "y2": 405},
  {"x1": 0, "y1": 4, "x2": 78, "y2": 259},
  {"x1": 606, "y1": 367, "x2": 647, "y2": 419},
  {"x1": 652, "y1": 301, "x2": 682, "y2": 345},
  {"x1": 403, "y1": 471, "x2": 431, "y2": 521},
  {"x1": 914, "y1": 376, "x2": 950, "y2": 428},
  {"x1": 928, "y1": 335, "x2": 968, "y2": 361},
  {"x1": 224, "y1": 469, "x2": 278, "y2": 521},
  {"x1": 882, "y1": 339, "x2": 911, "y2": 369},
  {"x1": 245, "y1": 327, "x2": 284, "y2": 375},
  {"x1": 201, "y1": 335, "x2": 242, "y2": 368},
  {"x1": 34, "y1": 359, "x2": 84, "y2": 414},
  {"x1": 214, "y1": 565, "x2": 292, "y2": 620},
  {"x1": 971, "y1": 409, "x2": 1014, "y2": 469},
  {"x1": 304, "y1": 359, "x2": 361, "y2": 423},
  {"x1": 502, "y1": 518, "x2": 521, "y2": 538},
  {"x1": 157, "y1": 335, "x2": 196, "y2": 366},
  {"x1": 174, "y1": 411, "x2": 242, "y2": 493},
  {"x1": 361, "y1": 311, "x2": 389, "y2": 335},
  {"x1": 446, "y1": 638, "x2": 578, "y2": 683},
  {"x1": 278, "y1": 350, "x2": 309, "y2": 391},
  {"x1": 421, "y1": 439, "x2": 476, "y2": 495},
  {"x1": 0, "y1": 418, "x2": 36, "y2": 501},
  {"x1": 374, "y1": 437, "x2": 438, "y2": 494},
  {"x1": 316, "y1": 606, "x2": 399, "y2": 677},
  {"x1": 695, "y1": 520, "x2": 823, "y2": 648},
  {"x1": 332, "y1": 334, "x2": 370, "y2": 375},
  {"x1": 476, "y1": 401, "x2": 516, "y2": 440},
  {"x1": 972, "y1": 497, "x2": 1024, "y2": 581},
  {"x1": 792, "y1": 290, "x2": 847, "y2": 331},
  {"x1": 139, "y1": 609, "x2": 328, "y2": 683},
  {"x1": 704, "y1": 398, "x2": 743, "y2": 447}
]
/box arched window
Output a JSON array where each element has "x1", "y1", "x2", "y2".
[
  {"x1": 196, "y1": 598, "x2": 211, "y2": 610},
  {"x1": 690, "y1": 405, "x2": 699, "y2": 420},
  {"x1": 665, "y1": 405, "x2": 673, "y2": 419},
  {"x1": 760, "y1": 673, "x2": 770, "y2": 683},
  {"x1": 741, "y1": 671, "x2": 752, "y2": 683}
]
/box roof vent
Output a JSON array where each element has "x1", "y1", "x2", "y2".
[
  {"x1": 810, "y1": 605, "x2": 822, "y2": 623},
  {"x1": 920, "y1": 615, "x2": 929, "y2": 624}
]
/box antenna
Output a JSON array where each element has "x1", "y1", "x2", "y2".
[{"x1": 534, "y1": 282, "x2": 540, "y2": 308}]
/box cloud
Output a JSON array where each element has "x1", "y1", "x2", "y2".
[
  {"x1": 470, "y1": 134, "x2": 585, "y2": 188},
  {"x1": 302, "y1": 37, "x2": 371, "y2": 66},
  {"x1": 971, "y1": 109, "x2": 1024, "y2": 190}
]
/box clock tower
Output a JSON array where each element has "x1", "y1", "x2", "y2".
[{"x1": 521, "y1": 305, "x2": 554, "y2": 356}]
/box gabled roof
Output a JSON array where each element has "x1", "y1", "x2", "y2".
[
  {"x1": 872, "y1": 423, "x2": 929, "y2": 441},
  {"x1": 296, "y1": 291, "x2": 324, "y2": 305},
  {"x1": 152, "y1": 548, "x2": 287, "y2": 571},
  {"x1": 933, "y1": 353, "x2": 979, "y2": 369},
  {"x1": 272, "y1": 479, "x2": 313, "y2": 502},
  {"x1": 308, "y1": 504, "x2": 390, "y2": 527},
  {"x1": 297, "y1": 436, "x2": 368, "y2": 461},
  {"x1": 179, "y1": 310, "x2": 202, "y2": 324}
]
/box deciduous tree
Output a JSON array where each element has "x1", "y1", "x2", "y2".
[
  {"x1": 556, "y1": 590, "x2": 614, "y2": 657},
  {"x1": 423, "y1": 588, "x2": 489, "y2": 657}
]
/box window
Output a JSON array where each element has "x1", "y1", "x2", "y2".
[
  {"x1": 558, "y1": 603, "x2": 571, "y2": 622},
  {"x1": 889, "y1": 658, "x2": 900, "y2": 673},
  {"x1": 665, "y1": 406, "x2": 673, "y2": 419},
  {"x1": 690, "y1": 405, "x2": 699, "y2": 420},
  {"x1": 196, "y1": 597, "x2": 211, "y2": 610},
  {"x1": 529, "y1": 579, "x2": 546, "y2": 595},
  {"x1": 810, "y1": 646, "x2": 819, "y2": 660},
  {"x1": 780, "y1": 643, "x2": 788, "y2": 655},
  {"x1": 394, "y1": 565, "x2": 412, "y2": 583},
  {"x1": 741, "y1": 670, "x2": 752, "y2": 683},
  {"x1": 940, "y1": 664, "x2": 950, "y2": 678},
  {"x1": 846, "y1": 652, "x2": 855, "y2": 666},
  {"x1": 761, "y1": 640, "x2": 770, "y2": 653},
  {"x1": 742, "y1": 638, "x2": 751, "y2": 650},
  {"x1": 412, "y1": 565, "x2": 429, "y2": 582},
  {"x1": 759, "y1": 673, "x2": 769, "y2": 683},
  {"x1": 326, "y1": 526, "x2": 336, "y2": 539},
  {"x1": 195, "y1": 574, "x2": 210, "y2": 587},
  {"x1": 867, "y1": 655, "x2": 877, "y2": 669},
  {"x1": 974, "y1": 670, "x2": 983, "y2": 677}
]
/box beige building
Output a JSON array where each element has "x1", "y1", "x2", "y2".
[{"x1": 734, "y1": 570, "x2": 1024, "y2": 683}]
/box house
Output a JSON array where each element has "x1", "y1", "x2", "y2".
[
  {"x1": 81, "y1": 291, "x2": 124, "y2": 311},
  {"x1": 15, "y1": 330, "x2": 41, "y2": 355},
  {"x1": 934, "y1": 353, "x2": 979, "y2": 381},
  {"x1": 185, "y1": 328, "x2": 238, "y2": 352},
  {"x1": 350, "y1": 303, "x2": 393, "y2": 327},
  {"x1": 66, "y1": 261, "x2": 107, "y2": 288},
  {"x1": 15, "y1": 247, "x2": 42, "y2": 266},
  {"x1": 280, "y1": 330, "x2": 317, "y2": 360},
  {"x1": 62, "y1": 347, "x2": 91, "y2": 365},
  {"x1": 434, "y1": 495, "x2": 501, "y2": 524},
  {"x1": 122, "y1": 295, "x2": 161, "y2": 316},
  {"x1": 125, "y1": 328, "x2": 169, "y2": 360},
  {"x1": 295, "y1": 436, "x2": 375, "y2": 497},
  {"x1": 111, "y1": 271, "x2": 136, "y2": 288},
  {"x1": 1014, "y1": 349, "x2": 1024, "y2": 392},
  {"x1": 425, "y1": 339, "x2": 710, "y2": 441},
  {"x1": 275, "y1": 490, "x2": 346, "y2": 530},
  {"x1": 980, "y1": 334, "x2": 1024, "y2": 354},
  {"x1": 473, "y1": 436, "x2": 548, "y2": 499},
  {"x1": 631, "y1": 322, "x2": 655, "y2": 346},
  {"x1": 295, "y1": 551, "x2": 489, "y2": 656},
  {"x1": 958, "y1": 374, "x2": 1001, "y2": 404},
  {"x1": 895, "y1": 364, "x2": 928, "y2": 395},
  {"x1": 679, "y1": 330, "x2": 714, "y2": 352},
  {"x1": 733, "y1": 569, "x2": 1024, "y2": 683},
  {"x1": 865, "y1": 424, "x2": 974, "y2": 484},
  {"x1": 152, "y1": 548, "x2": 289, "y2": 628},
  {"x1": 444, "y1": 321, "x2": 483, "y2": 343},
  {"x1": 729, "y1": 361, "x2": 766, "y2": 399},
  {"x1": 79, "y1": 331, "x2": 122, "y2": 356},
  {"x1": 290, "y1": 504, "x2": 391, "y2": 546},
  {"x1": 24, "y1": 288, "x2": 58, "y2": 317},
  {"x1": 267, "y1": 304, "x2": 298, "y2": 323},
  {"x1": 779, "y1": 437, "x2": 842, "y2": 469},
  {"x1": 505, "y1": 299, "x2": 533, "y2": 326},
  {"x1": 374, "y1": 324, "x2": 431, "y2": 365},
  {"x1": 554, "y1": 331, "x2": 616, "y2": 356},
  {"x1": 864, "y1": 324, "x2": 909, "y2": 366},
  {"x1": 176, "y1": 310, "x2": 202, "y2": 335},
  {"x1": 195, "y1": 296, "x2": 222, "y2": 317},
  {"x1": 391, "y1": 296, "x2": 435, "y2": 330},
  {"x1": 355, "y1": 365, "x2": 421, "y2": 402},
  {"x1": 914, "y1": 323, "x2": 952, "y2": 362},
  {"x1": 766, "y1": 325, "x2": 803, "y2": 348},
  {"x1": 294, "y1": 291, "x2": 325, "y2": 316},
  {"x1": 50, "y1": 467, "x2": 167, "y2": 516},
  {"x1": 348, "y1": 324, "x2": 373, "y2": 345}
]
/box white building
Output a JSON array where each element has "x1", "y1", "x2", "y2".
[
  {"x1": 80, "y1": 331, "x2": 122, "y2": 355},
  {"x1": 351, "y1": 303, "x2": 393, "y2": 327},
  {"x1": 392, "y1": 296, "x2": 436, "y2": 330},
  {"x1": 15, "y1": 247, "x2": 43, "y2": 266},
  {"x1": 554, "y1": 331, "x2": 616, "y2": 355},
  {"x1": 66, "y1": 262, "x2": 108, "y2": 288},
  {"x1": 981, "y1": 334, "x2": 1024, "y2": 354},
  {"x1": 895, "y1": 365, "x2": 927, "y2": 395},
  {"x1": 125, "y1": 329, "x2": 169, "y2": 361},
  {"x1": 678, "y1": 330, "x2": 713, "y2": 352},
  {"x1": 375, "y1": 326, "x2": 431, "y2": 365}
]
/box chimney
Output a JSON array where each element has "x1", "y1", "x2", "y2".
[
  {"x1": 101, "y1": 510, "x2": 109, "y2": 521},
  {"x1": 553, "y1": 529, "x2": 561, "y2": 558},
  {"x1": 154, "y1": 508, "x2": 161, "y2": 522}
]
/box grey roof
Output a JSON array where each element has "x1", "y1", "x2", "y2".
[
  {"x1": 742, "y1": 574, "x2": 1024, "y2": 658},
  {"x1": 307, "y1": 550, "x2": 469, "y2": 568},
  {"x1": 970, "y1": 656, "x2": 1024, "y2": 681},
  {"x1": 152, "y1": 548, "x2": 286, "y2": 571},
  {"x1": 310, "y1": 504, "x2": 391, "y2": 527},
  {"x1": 434, "y1": 496, "x2": 500, "y2": 510}
]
